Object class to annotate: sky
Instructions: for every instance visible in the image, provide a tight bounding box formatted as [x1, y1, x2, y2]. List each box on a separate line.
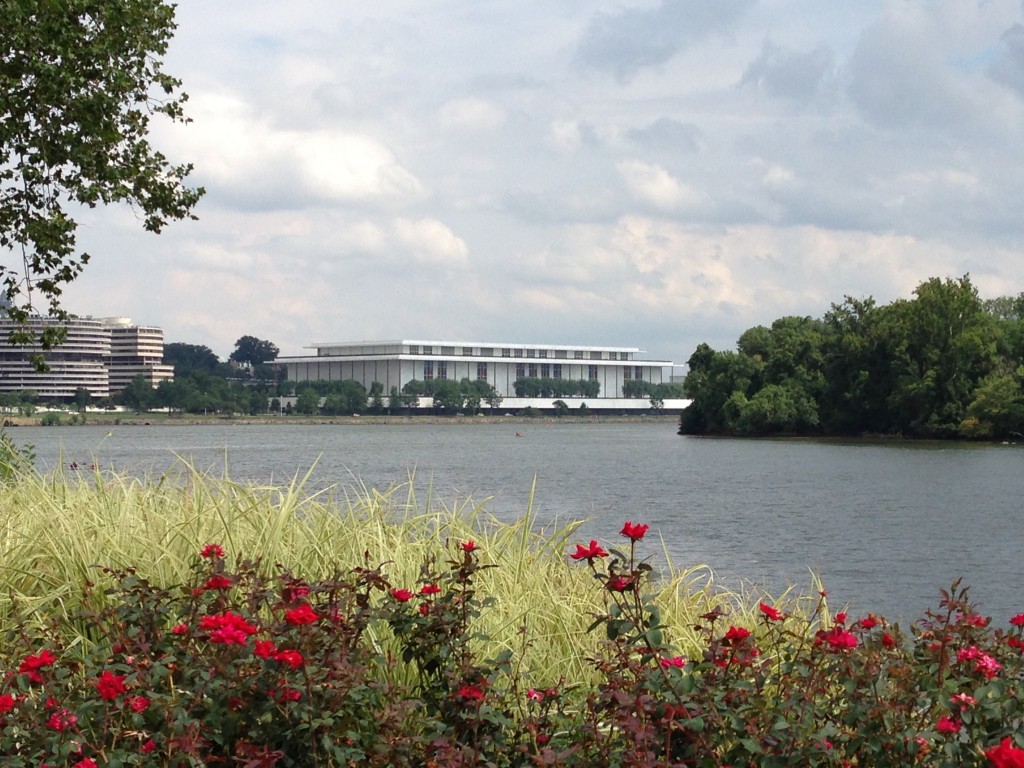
[59, 0, 1024, 368]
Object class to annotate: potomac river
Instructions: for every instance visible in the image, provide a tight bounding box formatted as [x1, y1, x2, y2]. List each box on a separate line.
[13, 421, 1024, 626]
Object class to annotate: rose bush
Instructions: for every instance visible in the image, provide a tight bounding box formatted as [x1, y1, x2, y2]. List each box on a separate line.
[0, 525, 1021, 766]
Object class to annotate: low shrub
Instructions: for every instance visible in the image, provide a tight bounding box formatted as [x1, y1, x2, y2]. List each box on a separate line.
[0, 522, 1022, 766]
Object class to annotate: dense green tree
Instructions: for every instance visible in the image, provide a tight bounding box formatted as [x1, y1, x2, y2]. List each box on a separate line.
[431, 379, 464, 413]
[0, 0, 202, 346]
[117, 375, 155, 412]
[681, 275, 1014, 439]
[295, 388, 320, 415]
[229, 336, 279, 368]
[163, 343, 223, 378]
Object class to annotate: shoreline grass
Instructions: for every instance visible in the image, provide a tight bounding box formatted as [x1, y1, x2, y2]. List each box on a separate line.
[0, 460, 751, 687]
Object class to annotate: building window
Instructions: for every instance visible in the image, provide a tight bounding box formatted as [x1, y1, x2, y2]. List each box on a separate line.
[574, 350, 584, 359]
[423, 346, 434, 355]
[556, 349, 567, 359]
[438, 361, 448, 380]
[528, 363, 538, 378]
[624, 367, 632, 380]
[409, 344, 420, 354]
[538, 349, 548, 358]
[588, 365, 598, 380]
[540, 364, 550, 378]
[526, 349, 536, 358]
[635, 366, 643, 380]
[462, 347, 473, 356]
[441, 346, 454, 355]
[424, 361, 434, 380]
[514, 349, 523, 357]
[476, 362, 488, 380]
[553, 364, 562, 378]
[480, 347, 493, 356]
[516, 363, 525, 378]
[590, 351, 602, 360]
[503, 348, 512, 357]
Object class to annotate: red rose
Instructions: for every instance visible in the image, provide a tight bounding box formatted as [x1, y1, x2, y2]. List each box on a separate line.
[95, 670, 127, 701]
[200, 543, 224, 559]
[936, 715, 961, 734]
[460, 540, 477, 552]
[0, 693, 16, 714]
[390, 588, 415, 603]
[275, 649, 304, 670]
[606, 576, 634, 592]
[724, 626, 751, 644]
[759, 602, 783, 622]
[254, 640, 278, 659]
[284, 604, 319, 626]
[985, 737, 1024, 768]
[1011, 613, 1024, 627]
[569, 540, 608, 562]
[204, 575, 233, 591]
[620, 521, 649, 542]
[141, 739, 157, 754]
[419, 584, 442, 596]
[127, 695, 150, 713]
[457, 683, 485, 702]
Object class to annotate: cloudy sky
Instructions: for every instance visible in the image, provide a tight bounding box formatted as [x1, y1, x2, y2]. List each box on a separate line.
[62, 0, 1024, 367]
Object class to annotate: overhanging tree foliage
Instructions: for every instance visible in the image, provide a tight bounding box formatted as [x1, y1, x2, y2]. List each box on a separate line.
[0, 0, 203, 346]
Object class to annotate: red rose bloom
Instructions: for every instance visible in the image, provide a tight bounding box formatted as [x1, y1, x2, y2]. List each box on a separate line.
[460, 540, 477, 552]
[284, 604, 319, 626]
[569, 539, 609, 562]
[1010, 613, 1024, 627]
[620, 521, 649, 542]
[419, 584, 442, 596]
[199, 611, 259, 644]
[759, 602, 784, 622]
[882, 632, 896, 648]
[19, 649, 57, 683]
[985, 737, 1024, 768]
[390, 588, 415, 603]
[200, 543, 224, 559]
[254, 639, 278, 659]
[817, 626, 858, 651]
[457, 684, 485, 702]
[936, 715, 961, 734]
[127, 695, 150, 713]
[171, 623, 189, 636]
[724, 626, 751, 644]
[606, 576, 634, 592]
[275, 649, 304, 670]
[204, 575, 233, 591]
[95, 670, 127, 701]
[141, 739, 157, 754]
[0, 693, 16, 714]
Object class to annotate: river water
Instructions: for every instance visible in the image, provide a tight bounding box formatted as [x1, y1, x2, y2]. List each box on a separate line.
[12, 421, 1024, 626]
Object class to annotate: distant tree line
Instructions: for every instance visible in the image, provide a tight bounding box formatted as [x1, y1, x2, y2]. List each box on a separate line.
[680, 275, 1024, 440]
[512, 377, 600, 398]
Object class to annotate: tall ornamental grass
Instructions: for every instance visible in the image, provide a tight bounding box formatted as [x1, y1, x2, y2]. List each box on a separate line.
[0, 459, 741, 685]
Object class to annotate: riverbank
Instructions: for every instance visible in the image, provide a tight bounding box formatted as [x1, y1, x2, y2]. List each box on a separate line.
[2, 412, 682, 427]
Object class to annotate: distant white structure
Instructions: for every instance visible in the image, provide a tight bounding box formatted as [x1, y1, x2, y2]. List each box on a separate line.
[0, 315, 172, 399]
[279, 339, 686, 410]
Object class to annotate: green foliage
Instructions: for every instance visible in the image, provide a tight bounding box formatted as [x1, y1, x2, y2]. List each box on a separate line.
[682, 276, 1024, 439]
[0, 0, 202, 338]
[163, 342, 226, 378]
[0, 430, 33, 482]
[229, 335, 280, 368]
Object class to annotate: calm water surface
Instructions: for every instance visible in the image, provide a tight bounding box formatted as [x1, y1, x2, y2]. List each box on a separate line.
[15, 422, 1024, 626]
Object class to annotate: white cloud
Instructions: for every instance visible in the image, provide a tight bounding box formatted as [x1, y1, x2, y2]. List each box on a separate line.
[617, 161, 703, 211]
[393, 218, 470, 266]
[438, 98, 506, 131]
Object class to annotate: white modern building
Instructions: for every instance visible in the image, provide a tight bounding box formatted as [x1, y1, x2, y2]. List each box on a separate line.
[0, 315, 173, 399]
[279, 339, 687, 410]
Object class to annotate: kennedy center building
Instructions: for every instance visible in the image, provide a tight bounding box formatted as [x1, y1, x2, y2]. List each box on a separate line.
[278, 340, 676, 400]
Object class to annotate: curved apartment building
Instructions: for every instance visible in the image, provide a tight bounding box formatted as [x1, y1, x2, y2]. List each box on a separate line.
[0, 316, 172, 400]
